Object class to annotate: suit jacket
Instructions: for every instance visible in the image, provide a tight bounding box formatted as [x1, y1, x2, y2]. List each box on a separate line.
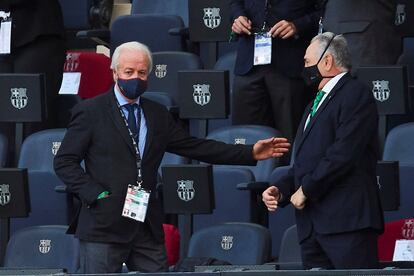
[276, 73, 384, 242]
[0, 0, 65, 48]
[230, 0, 322, 77]
[323, 0, 401, 68]
[54, 91, 256, 243]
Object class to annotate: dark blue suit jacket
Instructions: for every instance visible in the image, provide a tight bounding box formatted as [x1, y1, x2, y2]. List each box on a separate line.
[276, 73, 384, 242]
[230, 0, 322, 77]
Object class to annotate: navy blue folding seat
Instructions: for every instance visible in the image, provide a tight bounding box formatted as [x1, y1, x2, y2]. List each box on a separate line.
[4, 225, 79, 273]
[276, 225, 302, 269]
[131, 0, 189, 26]
[0, 133, 7, 167]
[11, 171, 69, 234]
[383, 123, 414, 166]
[58, 0, 93, 30]
[18, 129, 66, 173]
[110, 14, 186, 54]
[193, 167, 254, 232]
[188, 222, 271, 265]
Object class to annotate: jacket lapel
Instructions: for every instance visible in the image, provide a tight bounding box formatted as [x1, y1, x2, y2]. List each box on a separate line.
[106, 91, 136, 155]
[294, 73, 352, 156]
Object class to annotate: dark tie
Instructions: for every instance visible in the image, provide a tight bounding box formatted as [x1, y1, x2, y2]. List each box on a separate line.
[310, 90, 326, 118]
[124, 103, 139, 140]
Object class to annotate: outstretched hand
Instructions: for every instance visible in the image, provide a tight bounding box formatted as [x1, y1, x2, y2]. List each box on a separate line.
[252, 137, 290, 160]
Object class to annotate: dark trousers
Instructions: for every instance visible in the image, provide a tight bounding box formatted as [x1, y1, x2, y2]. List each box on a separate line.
[0, 35, 66, 165]
[300, 228, 380, 269]
[78, 224, 169, 274]
[232, 65, 307, 143]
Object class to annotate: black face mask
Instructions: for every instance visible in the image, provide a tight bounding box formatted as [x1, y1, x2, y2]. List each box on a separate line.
[302, 35, 336, 90]
[117, 78, 147, 100]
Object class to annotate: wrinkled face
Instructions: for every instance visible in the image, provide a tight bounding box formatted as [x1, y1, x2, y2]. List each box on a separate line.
[113, 49, 149, 81]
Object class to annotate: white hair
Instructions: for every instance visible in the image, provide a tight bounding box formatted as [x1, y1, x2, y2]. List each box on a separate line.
[110, 41, 153, 73]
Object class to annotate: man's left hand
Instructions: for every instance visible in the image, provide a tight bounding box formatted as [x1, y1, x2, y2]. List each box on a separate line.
[252, 137, 290, 160]
[290, 186, 306, 210]
[269, 20, 297, 39]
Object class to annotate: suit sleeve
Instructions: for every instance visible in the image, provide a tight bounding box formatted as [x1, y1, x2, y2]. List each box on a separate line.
[53, 103, 106, 206]
[165, 112, 257, 166]
[301, 84, 378, 201]
[230, 0, 248, 21]
[291, 0, 324, 35]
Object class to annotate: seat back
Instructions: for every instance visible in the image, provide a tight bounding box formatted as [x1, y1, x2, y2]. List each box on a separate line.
[18, 129, 66, 173]
[278, 225, 302, 265]
[64, 51, 114, 99]
[110, 15, 185, 54]
[11, 171, 69, 234]
[378, 218, 414, 262]
[206, 125, 281, 181]
[148, 51, 203, 104]
[193, 167, 255, 232]
[383, 123, 414, 166]
[58, 0, 93, 30]
[4, 225, 79, 273]
[188, 222, 271, 265]
[131, 0, 189, 26]
[0, 133, 7, 167]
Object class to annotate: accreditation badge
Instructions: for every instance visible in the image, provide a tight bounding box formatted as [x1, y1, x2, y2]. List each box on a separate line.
[253, 32, 272, 65]
[122, 184, 150, 222]
[0, 12, 12, 55]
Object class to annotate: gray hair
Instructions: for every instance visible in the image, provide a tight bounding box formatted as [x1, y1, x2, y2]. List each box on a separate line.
[110, 41, 153, 73]
[311, 32, 352, 71]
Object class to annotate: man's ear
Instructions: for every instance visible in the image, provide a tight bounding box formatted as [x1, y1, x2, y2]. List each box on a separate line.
[324, 54, 334, 71]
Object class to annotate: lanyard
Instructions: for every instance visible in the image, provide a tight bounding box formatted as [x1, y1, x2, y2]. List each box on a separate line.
[262, 0, 271, 31]
[114, 97, 143, 188]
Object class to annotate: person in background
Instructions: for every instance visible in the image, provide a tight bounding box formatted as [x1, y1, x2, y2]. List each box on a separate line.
[230, 0, 323, 146]
[262, 32, 384, 269]
[54, 41, 291, 274]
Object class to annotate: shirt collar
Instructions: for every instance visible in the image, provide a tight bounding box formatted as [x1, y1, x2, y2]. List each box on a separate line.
[114, 84, 141, 106]
[321, 71, 348, 94]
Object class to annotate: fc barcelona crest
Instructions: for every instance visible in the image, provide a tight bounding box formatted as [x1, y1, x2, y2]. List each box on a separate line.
[0, 184, 11, 206]
[177, 180, 195, 202]
[155, 64, 167, 78]
[52, 142, 61, 156]
[203, 7, 221, 29]
[193, 84, 211, 106]
[221, 236, 233, 250]
[395, 4, 406, 26]
[234, 138, 246, 145]
[39, 239, 51, 254]
[402, 219, 414, 239]
[64, 52, 80, 72]
[372, 80, 390, 102]
[10, 88, 28, 109]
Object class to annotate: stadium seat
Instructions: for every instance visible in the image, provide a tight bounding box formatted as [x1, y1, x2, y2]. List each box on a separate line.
[163, 223, 181, 266]
[204, 125, 282, 226]
[187, 222, 271, 265]
[193, 167, 255, 232]
[11, 171, 70, 234]
[148, 51, 203, 105]
[378, 218, 414, 262]
[0, 132, 7, 167]
[4, 225, 79, 273]
[276, 224, 302, 269]
[58, 0, 93, 30]
[131, 0, 189, 26]
[383, 123, 414, 166]
[18, 129, 66, 173]
[110, 14, 186, 54]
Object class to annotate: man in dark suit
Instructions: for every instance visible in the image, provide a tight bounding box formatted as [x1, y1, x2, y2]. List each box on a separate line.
[0, 0, 66, 163]
[322, 0, 401, 69]
[54, 41, 290, 274]
[262, 32, 384, 269]
[230, 0, 322, 143]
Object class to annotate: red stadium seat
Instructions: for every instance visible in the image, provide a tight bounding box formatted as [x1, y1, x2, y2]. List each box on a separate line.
[378, 218, 414, 261]
[163, 223, 180, 266]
